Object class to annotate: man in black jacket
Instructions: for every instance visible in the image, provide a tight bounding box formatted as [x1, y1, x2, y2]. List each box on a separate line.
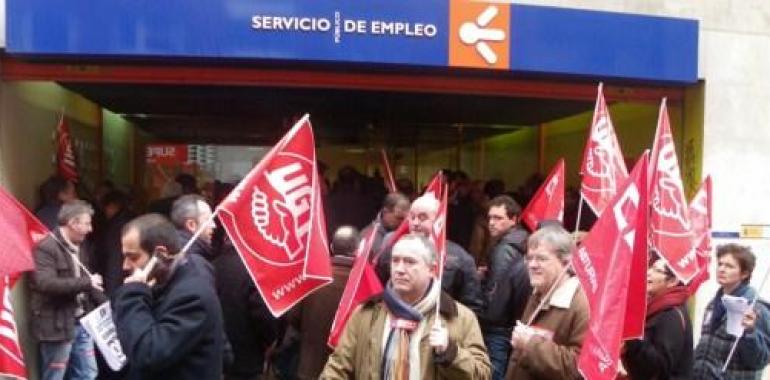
[375, 193, 483, 314]
[113, 214, 224, 380]
[361, 192, 409, 258]
[170, 194, 216, 262]
[479, 195, 530, 380]
[30, 200, 105, 380]
[214, 239, 278, 380]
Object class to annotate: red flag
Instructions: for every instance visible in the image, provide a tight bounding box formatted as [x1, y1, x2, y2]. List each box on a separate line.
[521, 159, 565, 231]
[380, 149, 397, 193]
[573, 152, 648, 380]
[56, 114, 79, 183]
[0, 186, 49, 277]
[649, 100, 697, 283]
[218, 115, 332, 317]
[327, 226, 383, 348]
[580, 83, 628, 216]
[432, 185, 449, 277]
[0, 276, 27, 379]
[686, 176, 713, 295]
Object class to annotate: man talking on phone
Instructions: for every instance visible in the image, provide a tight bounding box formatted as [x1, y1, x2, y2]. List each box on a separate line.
[112, 214, 224, 380]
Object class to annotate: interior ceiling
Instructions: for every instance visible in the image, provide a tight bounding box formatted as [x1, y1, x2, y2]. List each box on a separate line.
[63, 83, 594, 146]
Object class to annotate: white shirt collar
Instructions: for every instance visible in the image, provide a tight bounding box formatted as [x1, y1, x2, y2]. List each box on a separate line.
[549, 276, 580, 309]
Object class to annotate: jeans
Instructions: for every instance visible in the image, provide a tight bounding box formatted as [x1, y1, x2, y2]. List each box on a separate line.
[483, 332, 512, 380]
[40, 323, 98, 380]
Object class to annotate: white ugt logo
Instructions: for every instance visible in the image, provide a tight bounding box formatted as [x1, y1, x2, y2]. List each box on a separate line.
[459, 6, 506, 65]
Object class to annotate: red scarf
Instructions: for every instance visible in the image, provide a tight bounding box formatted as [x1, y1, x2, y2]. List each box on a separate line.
[646, 286, 690, 318]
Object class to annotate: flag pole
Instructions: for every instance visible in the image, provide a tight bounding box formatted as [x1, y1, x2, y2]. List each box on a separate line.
[526, 263, 572, 326]
[573, 193, 585, 234]
[722, 267, 770, 372]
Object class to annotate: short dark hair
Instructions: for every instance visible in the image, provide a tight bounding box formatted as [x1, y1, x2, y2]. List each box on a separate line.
[383, 192, 409, 211]
[39, 175, 73, 206]
[717, 243, 756, 282]
[123, 214, 181, 255]
[488, 195, 521, 218]
[101, 190, 129, 209]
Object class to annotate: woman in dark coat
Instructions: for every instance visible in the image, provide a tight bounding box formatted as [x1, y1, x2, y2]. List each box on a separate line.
[621, 258, 693, 379]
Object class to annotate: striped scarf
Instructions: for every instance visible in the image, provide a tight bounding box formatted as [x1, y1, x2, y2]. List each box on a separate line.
[381, 280, 440, 380]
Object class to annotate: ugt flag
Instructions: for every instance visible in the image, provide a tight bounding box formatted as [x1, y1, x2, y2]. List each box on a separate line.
[580, 83, 628, 216]
[0, 186, 49, 277]
[521, 159, 565, 231]
[327, 226, 383, 348]
[573, 152, 648, 380]
[686, 176, 713, 295]
[55, 113, 79, 183]
[218, 115, 332, 317]
[649, 100, 697, 283]
[0, 276, 27, 379]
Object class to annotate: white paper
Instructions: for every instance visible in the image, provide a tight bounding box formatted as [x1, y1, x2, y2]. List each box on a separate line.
[721, 294, 750, 337]
[80, 302, 127, 371]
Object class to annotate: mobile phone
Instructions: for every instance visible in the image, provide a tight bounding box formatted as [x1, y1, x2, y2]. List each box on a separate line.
[136, 256, 158, 279]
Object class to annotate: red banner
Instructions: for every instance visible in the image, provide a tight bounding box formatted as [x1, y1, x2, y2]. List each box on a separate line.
[146, 144, 189, 165]
[218, 115, 332, 317]
[55, 114, 79, 183]
[649, 100, 697, 283]
[521, 159, 565, 231]
[327, 226, 383, 348]
[0, 276, 26, 379]
[580, 83, 628, 216]
[0, 186, 48, 277]
[686, 176, 713, 295]
[573, 152, 648, 380]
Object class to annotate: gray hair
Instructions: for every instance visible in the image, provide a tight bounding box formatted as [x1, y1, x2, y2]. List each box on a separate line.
[170, 194, 207, 228]
[528, 225, 575, 264]
[58, 200, 94, 225]
[392, 233, 437, 266]
[410, 193, 439, 216]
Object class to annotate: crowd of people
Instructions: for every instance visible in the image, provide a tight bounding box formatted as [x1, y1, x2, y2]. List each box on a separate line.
[26, 168, 770, 380]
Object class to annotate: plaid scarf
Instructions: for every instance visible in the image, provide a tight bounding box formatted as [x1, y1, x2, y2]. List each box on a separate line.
[381, 280, 440, 380]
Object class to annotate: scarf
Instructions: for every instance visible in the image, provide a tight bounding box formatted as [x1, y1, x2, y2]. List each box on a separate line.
[710, 281, 751, 332]
[646, 286, 690, 318]
[381, 280, 441, 380]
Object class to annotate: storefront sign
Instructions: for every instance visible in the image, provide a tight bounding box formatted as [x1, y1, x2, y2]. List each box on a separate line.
[7, 0, 698, 83]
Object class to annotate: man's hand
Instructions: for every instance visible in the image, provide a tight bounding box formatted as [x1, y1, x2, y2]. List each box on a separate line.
[429, 321, 449, 354]
[124, 268, 149, 285]
[90, 274, 104, 291]
[511, 322, 533, 350]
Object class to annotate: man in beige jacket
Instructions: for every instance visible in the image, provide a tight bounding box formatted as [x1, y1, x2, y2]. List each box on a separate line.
[321, 233, 491, 379]
[505, 226, 589, 380]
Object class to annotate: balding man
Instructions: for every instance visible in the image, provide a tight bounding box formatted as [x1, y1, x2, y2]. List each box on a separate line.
[287, 226, 361, 379]
[376, 193, 483, 314]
